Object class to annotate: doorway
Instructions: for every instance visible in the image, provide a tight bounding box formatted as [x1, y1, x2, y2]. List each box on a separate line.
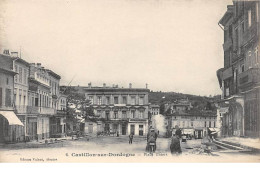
[122, 124, 126, 135]
[130, 125, 135, 135]
[139, 125, 143, 136]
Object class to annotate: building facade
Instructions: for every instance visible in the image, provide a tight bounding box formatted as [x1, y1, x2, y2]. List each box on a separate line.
[0, 53, 24, 143]
[27, 63, 65, 140]
[149, 104, 160, 116]
[165, 99, 217, 138]
[167, 111, 217, 139]
[84, 84, 150, 136]
[217, 1, 260, 137]
[13, 57, 30, 141]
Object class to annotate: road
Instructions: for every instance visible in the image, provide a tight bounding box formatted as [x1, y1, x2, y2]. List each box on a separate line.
[0, 136, 259, 162]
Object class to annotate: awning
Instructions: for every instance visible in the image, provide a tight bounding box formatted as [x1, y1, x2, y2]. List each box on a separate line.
[0, 111, 24, 126]
[222, 67, 233, 80]
[208, 128, 220, 134]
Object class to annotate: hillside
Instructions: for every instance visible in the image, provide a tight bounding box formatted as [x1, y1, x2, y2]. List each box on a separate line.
[149, 91, 220, 114]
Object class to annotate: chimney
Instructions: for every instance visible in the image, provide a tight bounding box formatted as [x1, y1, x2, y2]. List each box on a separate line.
[11, 52, 18, 58]
[129, 83, 132, 88]
[36, 63, 41, 68]
[146, 83, 148, 89]
[88, 82, 92, 88]
[3, 49, 10, 55]
[115, 84, 118, 88]
[103, 83, 106, 88]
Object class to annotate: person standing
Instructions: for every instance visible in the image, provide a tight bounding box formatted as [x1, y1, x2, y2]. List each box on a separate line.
[129, 133, 133, 144]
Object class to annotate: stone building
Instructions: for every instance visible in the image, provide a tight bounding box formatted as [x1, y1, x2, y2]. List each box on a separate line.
[149, 104, 160, 116]
[217, 1, 260, 137]
[0, 53, 24, 143]
[13, 56, 30, 141]
[83, 83, 150, 136]
[27, 63, 65, 140]
[166, 110, 217, 139]
[165, 99, 217, 138]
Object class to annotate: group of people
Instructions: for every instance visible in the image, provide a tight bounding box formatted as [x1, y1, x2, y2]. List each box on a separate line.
[128, 126, 182, 155]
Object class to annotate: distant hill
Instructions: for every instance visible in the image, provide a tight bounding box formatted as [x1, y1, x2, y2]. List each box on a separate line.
[148, 91, 221, 114]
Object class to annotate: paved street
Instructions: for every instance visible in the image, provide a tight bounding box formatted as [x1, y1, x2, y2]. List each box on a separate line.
[1, 136, 260, 162]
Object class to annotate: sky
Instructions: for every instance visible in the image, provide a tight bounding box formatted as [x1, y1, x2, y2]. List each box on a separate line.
[0, 0, 233, 96]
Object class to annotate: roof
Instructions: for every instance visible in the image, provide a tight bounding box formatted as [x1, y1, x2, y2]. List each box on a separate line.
[0, 67, 17, 76]
[13, 57, 30, 67]
[219, 5, 234, 26]
[84, 87, 150, 93]
[150, 104, 160, 108]
[46, 69, 61, 79]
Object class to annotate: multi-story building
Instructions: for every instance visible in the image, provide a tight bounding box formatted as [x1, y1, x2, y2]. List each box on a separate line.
[165, 99, 192, 114]
[166, 110, 217, 139]
[27, 63, 65, 140]
[165, 99, 217, 138]
[13, 56, 30, 141]
[217, 1, 260, 137]
[0, 53, 24, 143]
[83, 83, 150, 136]
[47, 69, 66, 138]
[149, 104, 160, 116]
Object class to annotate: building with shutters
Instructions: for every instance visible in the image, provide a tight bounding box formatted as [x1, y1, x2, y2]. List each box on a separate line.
[0, 53, 24, 143]
[83, 83, 150, 136]
[217, 1, 260, 137]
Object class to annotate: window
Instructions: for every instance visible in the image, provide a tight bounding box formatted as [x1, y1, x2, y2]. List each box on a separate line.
[89, 96, 93, 104]
[23, 69, 27, 85]
[131, 110, 135, 118]
[131, 96, 135, 105]
[139, 110, 144, 119]
[122, 96, 127, 104]
[106, 96, 110, 105]
[6, 77, 9, 85]
[209, 121, 211, 128]
[97, 96, 102, 105]
[228, 25, 232, 39]
[24, 95, 26, 106]
[139, 97, 144, 105]
[114, 111, 118, 119]
[241, 64, 245, 72]
[255, 47, 259, 64]
[204, 121, 207, 127]
[105, 111, 110, 120]
[5, 89, 11, 107]
[214, 121, 216, 128]
[14, 65, 18, 82]
[191, 122, 193, 127]
[19, 67, 22, 83]
[122, 111, 127, 119]
[0, 87, 2, 107]
[114, 97, 118, 104]
[241, 22, 245, 33]
[257, 2, 259, 22]
[248, 9, 252, 27]
[235, 28, 238, 49]
[97, 110, 102, 117]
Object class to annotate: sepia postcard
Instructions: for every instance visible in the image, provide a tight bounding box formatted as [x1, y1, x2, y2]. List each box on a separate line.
[0, 0, 260, 163]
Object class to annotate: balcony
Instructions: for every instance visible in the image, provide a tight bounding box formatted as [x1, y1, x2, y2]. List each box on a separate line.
[57, 110, 66, 115]
[238, 68, 260, 90]
[242, 23, 258, 46]
[223, 38, 233, 51]
[27, 106, 56, 115]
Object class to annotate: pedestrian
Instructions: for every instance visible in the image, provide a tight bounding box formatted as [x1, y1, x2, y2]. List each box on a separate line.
[158, 130, 159, 135]
[129, 133, 133, 144]
[170, 134, 182, 155]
